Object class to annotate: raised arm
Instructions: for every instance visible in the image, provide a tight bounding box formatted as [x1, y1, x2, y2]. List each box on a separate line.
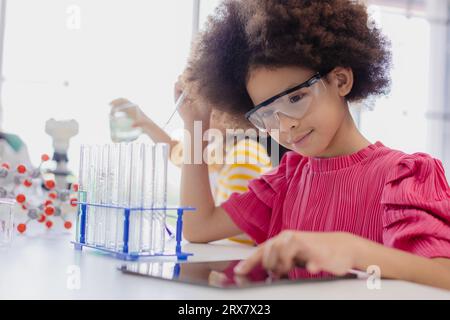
[109, 98, 178, 151]
[176, 81, 242, 243]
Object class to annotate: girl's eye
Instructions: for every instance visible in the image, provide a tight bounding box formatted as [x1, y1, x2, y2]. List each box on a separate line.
[289, 94, 304, 104]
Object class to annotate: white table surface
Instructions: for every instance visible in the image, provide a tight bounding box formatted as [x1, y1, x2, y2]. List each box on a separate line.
[1, 233, 449, 300]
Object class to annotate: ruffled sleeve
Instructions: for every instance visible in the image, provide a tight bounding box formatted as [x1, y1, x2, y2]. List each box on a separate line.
[381, 153, 450, 258]
[221, 152, 302, 244]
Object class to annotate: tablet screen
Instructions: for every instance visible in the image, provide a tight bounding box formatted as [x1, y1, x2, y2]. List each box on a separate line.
[119, 260, 356, 289]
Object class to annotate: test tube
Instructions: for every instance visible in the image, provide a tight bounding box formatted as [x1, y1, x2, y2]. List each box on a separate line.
[138, 144, 154, 253]
[115, 142, 130, 251]
[0, 198, 15, 246]
[128, 143, 145, 253]
[152, 143, 168, 254]
[106, 143, 120, 249]
[92, 145, 107, 247]
[76, 145, 89, 242]
[85, 145, 99, 245]
[100, 144, 113, 247]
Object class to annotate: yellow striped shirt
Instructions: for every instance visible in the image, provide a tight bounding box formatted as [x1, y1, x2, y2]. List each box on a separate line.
[213, 138, 272, 206]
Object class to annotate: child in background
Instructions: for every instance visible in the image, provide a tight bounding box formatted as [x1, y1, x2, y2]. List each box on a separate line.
[178, 0, 450, 289]
[109, 96, 273, 244]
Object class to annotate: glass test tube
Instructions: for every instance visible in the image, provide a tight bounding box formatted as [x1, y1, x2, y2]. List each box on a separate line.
[99, 144, 113, 247]
[129, 143, 144, 252]
[138, 144, 154, 253]
[85, 145, 99, 245]
[115, 142, 130, 251]
[76, 145, 89, 242]
[152, 143, 168, 254]
[0, 198, 15, 246]
[93, 145, 107, 246]
[106, 143, 120, 249]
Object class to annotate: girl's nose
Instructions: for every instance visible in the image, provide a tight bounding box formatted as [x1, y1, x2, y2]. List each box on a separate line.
[277, 112, 299, 133]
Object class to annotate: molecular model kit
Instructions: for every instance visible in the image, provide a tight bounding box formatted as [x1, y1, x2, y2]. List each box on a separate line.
[0, 155, 78, 234]
[0, 119, 80, 235]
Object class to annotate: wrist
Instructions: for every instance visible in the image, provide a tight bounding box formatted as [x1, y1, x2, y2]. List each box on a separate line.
[346, 233, 367, 271]
[139, 118, 154, 132]
[134, 113, 152, 128]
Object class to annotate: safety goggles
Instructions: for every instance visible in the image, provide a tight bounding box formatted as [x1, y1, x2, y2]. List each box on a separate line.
[245, 73, 325, 132]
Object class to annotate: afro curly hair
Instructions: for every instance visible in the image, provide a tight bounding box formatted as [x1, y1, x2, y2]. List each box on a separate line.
[185, 0, 392, 115]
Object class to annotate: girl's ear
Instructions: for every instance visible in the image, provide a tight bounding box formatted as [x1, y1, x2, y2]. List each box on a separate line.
[330, 67, 354, 98]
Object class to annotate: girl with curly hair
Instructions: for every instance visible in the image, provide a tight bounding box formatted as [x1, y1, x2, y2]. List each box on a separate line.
[177, 0, 450, 289]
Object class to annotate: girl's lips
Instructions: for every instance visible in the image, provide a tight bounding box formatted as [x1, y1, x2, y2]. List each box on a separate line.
[292, 130, 313, 147]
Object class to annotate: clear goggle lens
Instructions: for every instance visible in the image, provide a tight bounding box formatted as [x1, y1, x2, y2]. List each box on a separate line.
[248, 78, 325, 132]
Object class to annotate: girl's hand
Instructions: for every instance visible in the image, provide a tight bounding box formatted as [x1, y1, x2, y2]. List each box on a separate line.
[109, 97, 150, 128]
[174, 77, 212, 125]
[234, 231, 362, 277]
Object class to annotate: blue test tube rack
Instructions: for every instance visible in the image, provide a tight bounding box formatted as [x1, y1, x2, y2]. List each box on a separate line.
[72, 202, 195, 261]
